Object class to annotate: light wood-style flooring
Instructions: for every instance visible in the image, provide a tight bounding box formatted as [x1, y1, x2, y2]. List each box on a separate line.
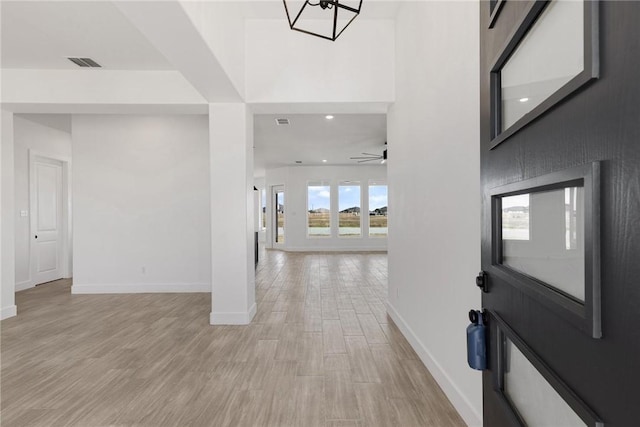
[1, 250, 464, 426]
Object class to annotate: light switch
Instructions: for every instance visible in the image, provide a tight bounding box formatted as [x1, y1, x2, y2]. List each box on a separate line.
[20, 210, 29, 217]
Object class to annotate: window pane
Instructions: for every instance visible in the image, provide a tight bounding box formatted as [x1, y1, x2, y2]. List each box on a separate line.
[369, 183, 388, 237]
[501, 0, 584, 131]
[504, 338, 586, 427]
[502, 194, 530, 240]
[339, 182, 361, 237]
[501, 186, 584, 301]
[308, 182, 331, 238]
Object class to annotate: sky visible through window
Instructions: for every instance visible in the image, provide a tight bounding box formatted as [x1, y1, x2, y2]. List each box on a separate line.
[308, 185, 330, 211]
[339, 185, 360, 211]
[308, 184, 388, 212]
[369, 185, 388, 210]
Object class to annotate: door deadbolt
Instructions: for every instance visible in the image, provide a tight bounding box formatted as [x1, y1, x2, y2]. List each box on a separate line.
[476, 271, 488, 293]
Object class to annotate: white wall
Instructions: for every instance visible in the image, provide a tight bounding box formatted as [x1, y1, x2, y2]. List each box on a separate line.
[1, 109, 17, 319]
[386, 2, 481, 426]
[180, 1, 246, 98]
[13, 114, 72, 290]
[245, 19, 394, 104]
[265, 165, 387, 251]
[1, 69, 206, 107]
[71, 115, 211, 293]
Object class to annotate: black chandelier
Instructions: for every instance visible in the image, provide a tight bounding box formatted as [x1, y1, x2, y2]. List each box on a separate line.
[283, 0, 363, 41]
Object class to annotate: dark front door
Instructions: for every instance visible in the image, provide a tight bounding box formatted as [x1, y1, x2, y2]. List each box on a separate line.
[480, 1, 640, 426]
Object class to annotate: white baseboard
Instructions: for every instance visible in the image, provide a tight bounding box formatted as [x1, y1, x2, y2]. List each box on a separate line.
[386, 301, 482, 427]
[15, 280, 34, 292]
[71, 283, 210, 294]
[284, 247, 388, 253]
[1, 305, 17, 320]
[210, 302, 257, 325]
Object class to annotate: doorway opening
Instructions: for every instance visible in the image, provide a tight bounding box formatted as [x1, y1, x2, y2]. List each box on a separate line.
[273, 185, 285, 246]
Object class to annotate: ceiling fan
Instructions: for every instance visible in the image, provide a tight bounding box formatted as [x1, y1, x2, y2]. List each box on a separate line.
[350, 143, 388, 164]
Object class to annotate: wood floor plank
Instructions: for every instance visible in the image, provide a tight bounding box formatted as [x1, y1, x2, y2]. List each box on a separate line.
[324, 370, 360, 420]
[338, 309, 364, 336]
[324, 353, 351, 372]
[344, 336, 381, 383]
[325, 421, 363, 427]
[353, 383, 397, 427]
[323, 319, 347, 354]
[297, 332, 325, 376]
[357, 313, 388, 345]
[1, 249, 464, 427]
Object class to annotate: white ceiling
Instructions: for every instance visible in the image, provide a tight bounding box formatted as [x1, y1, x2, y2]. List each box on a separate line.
[2, 1, 391, 177]
[1, 1, 173, 70]
[254, 113, 387, 175]
[226, 0, 402, 19]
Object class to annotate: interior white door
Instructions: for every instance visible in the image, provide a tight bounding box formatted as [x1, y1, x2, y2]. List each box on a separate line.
[30, 158, 64, 285]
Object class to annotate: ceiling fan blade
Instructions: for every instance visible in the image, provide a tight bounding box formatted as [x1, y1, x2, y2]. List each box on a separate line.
[357, 158, 378, 163]
[361, 152, 380, 156]
[350, 156, 379, 160]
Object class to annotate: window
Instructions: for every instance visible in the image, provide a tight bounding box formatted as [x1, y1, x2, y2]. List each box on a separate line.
[368, 182, 387, 237]
[491, 162, 601, 338]
[500, 186, 584, 301]
[490, 0, 598, 148]
[339, 182, 361, 237]
[307, 182, 331, 237]
[503, 338, 586, 427]
[492, 312, 602, 426]
[501, 194, 529, 240]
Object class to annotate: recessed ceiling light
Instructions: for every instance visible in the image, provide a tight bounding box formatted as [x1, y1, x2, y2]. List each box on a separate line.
[322, 159, 327, 163]
[519, 97, 529, 103]
[325, 115, 334, 120]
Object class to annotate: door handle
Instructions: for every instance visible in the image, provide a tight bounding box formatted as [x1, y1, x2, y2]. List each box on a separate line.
[35, 235, 38, 239]
[476, 271, 488, 293]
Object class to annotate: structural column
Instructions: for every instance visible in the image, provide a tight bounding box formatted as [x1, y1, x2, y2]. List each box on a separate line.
[208, 103, 256, 325]
[1, 109, 17, 319]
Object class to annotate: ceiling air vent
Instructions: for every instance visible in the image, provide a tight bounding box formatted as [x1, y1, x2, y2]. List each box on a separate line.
[67, 57, 102, 68]
[295, 160, 302, 164]
[275, 118, 290, 126]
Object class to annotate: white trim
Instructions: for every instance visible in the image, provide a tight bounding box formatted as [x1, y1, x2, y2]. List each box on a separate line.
[284, 247, 387, 253]
[15, 280, 33, 292]
[210, 302, 257, 325]
[1, 305, 17, 320]
[71, 283, 210, 294]
[386, 301, 482, 427]
[28, 150, 73, 284]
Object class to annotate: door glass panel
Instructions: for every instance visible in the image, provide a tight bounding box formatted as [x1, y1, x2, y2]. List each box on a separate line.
[339, 182, 361, 237]
[275, 191, 285, 244]
[502, 194, 529, 240]
[501, 186, 584, 301]
[308, 181, 331, 237]
[369, 182, 388, 237]
[501, 0, 584, 131]
[504, 338, 587, 427]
